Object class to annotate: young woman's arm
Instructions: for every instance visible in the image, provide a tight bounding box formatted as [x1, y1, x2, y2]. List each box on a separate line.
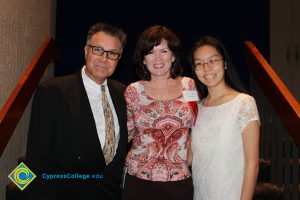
[187, 133, 193, 166]
[240, 120, 260, 200]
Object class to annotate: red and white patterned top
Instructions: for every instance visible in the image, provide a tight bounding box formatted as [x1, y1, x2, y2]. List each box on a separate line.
[124, 77, 197, 182]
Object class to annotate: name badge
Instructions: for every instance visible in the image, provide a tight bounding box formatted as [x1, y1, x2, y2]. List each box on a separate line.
[183, 90, 199, 102]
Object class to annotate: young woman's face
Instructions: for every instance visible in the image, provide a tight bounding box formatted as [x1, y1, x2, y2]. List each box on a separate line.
[143, 39, 175, 79]
[193, 45, 225, 88]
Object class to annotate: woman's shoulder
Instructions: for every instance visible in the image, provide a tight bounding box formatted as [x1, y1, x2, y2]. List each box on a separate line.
[236, 93, 256, 103]
[125, 81, 147, 98]
[234, 93, 258, 112]
[126, 81, 142, 90]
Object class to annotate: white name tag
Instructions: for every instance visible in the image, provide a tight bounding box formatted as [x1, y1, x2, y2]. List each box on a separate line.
[183, 90, 199, 102]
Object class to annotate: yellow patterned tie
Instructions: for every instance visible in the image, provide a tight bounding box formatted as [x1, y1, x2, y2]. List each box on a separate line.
[101, 85, 115, 164]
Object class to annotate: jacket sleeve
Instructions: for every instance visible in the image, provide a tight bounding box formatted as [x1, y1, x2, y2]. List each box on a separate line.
[25, 84, 57, 199]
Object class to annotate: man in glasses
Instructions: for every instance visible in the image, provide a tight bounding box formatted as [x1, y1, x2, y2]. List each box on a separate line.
[26, 22, 128, 200]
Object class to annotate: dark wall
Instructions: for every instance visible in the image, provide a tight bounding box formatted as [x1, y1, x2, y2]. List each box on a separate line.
[55, 0, 269, 88]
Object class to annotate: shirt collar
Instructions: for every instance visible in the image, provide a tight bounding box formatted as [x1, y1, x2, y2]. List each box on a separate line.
[81, 66, 107, 95]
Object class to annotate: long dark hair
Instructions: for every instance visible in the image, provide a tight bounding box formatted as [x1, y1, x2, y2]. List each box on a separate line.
[134, 25, 183, 80]
[189, 36, 246, 98]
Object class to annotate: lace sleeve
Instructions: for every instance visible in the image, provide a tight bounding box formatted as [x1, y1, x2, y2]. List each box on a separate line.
[237, 95, 260, 134]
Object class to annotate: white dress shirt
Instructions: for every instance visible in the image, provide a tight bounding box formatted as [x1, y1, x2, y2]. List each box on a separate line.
[81, 66, 120, 153]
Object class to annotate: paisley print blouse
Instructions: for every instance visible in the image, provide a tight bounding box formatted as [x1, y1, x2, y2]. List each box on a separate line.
[124, 77, 197, 182]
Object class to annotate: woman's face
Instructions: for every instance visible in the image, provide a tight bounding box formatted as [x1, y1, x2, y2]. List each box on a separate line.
[143, 39, 175, 79]
[193, 45, 225, 88]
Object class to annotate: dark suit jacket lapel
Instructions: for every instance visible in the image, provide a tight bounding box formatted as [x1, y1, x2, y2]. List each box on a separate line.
[65, 71, 106, 170]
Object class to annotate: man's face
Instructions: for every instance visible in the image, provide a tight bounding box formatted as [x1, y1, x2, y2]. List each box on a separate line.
[84, 31, 122, 85]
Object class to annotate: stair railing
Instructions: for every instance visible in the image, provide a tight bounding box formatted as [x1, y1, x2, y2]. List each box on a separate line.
[245, 41, 300, 200]
[245, 41, 300, 147]
[0, 37, 59, 157]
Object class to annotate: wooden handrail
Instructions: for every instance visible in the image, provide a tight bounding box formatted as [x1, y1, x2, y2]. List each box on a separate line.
[245, 41, 300, 147]
[0, 37, 59, 156]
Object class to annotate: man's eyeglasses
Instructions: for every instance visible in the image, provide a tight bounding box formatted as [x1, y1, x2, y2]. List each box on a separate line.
[193, 58, 223, 71]
[87, 45, 121, 60]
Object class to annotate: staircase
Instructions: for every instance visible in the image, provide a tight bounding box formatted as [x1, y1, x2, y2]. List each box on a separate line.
[4, 40, 300, 199]
[245, 41, 300, 200]
[0, 37, 59, 200]
[254, 159, 284, 199]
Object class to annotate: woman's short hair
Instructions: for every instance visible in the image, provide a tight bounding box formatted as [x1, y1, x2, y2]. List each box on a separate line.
[134, 25, 183, 80]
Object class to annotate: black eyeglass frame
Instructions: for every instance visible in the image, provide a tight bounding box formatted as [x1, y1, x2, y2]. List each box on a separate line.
[87, 45, 121, 60]
[192, 58, 223, 71]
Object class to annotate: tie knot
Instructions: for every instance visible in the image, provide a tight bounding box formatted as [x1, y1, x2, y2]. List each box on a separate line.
[101, 85, 105, 93]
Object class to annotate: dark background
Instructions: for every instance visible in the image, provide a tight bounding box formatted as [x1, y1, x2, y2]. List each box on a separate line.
[55, 0, 269, 89]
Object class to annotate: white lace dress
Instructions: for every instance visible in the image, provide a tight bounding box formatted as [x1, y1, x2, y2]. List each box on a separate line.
[191, 93, 259, 200]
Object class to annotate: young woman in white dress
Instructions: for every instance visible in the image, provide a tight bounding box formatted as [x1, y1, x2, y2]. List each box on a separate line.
[189, 36, 260, 200]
